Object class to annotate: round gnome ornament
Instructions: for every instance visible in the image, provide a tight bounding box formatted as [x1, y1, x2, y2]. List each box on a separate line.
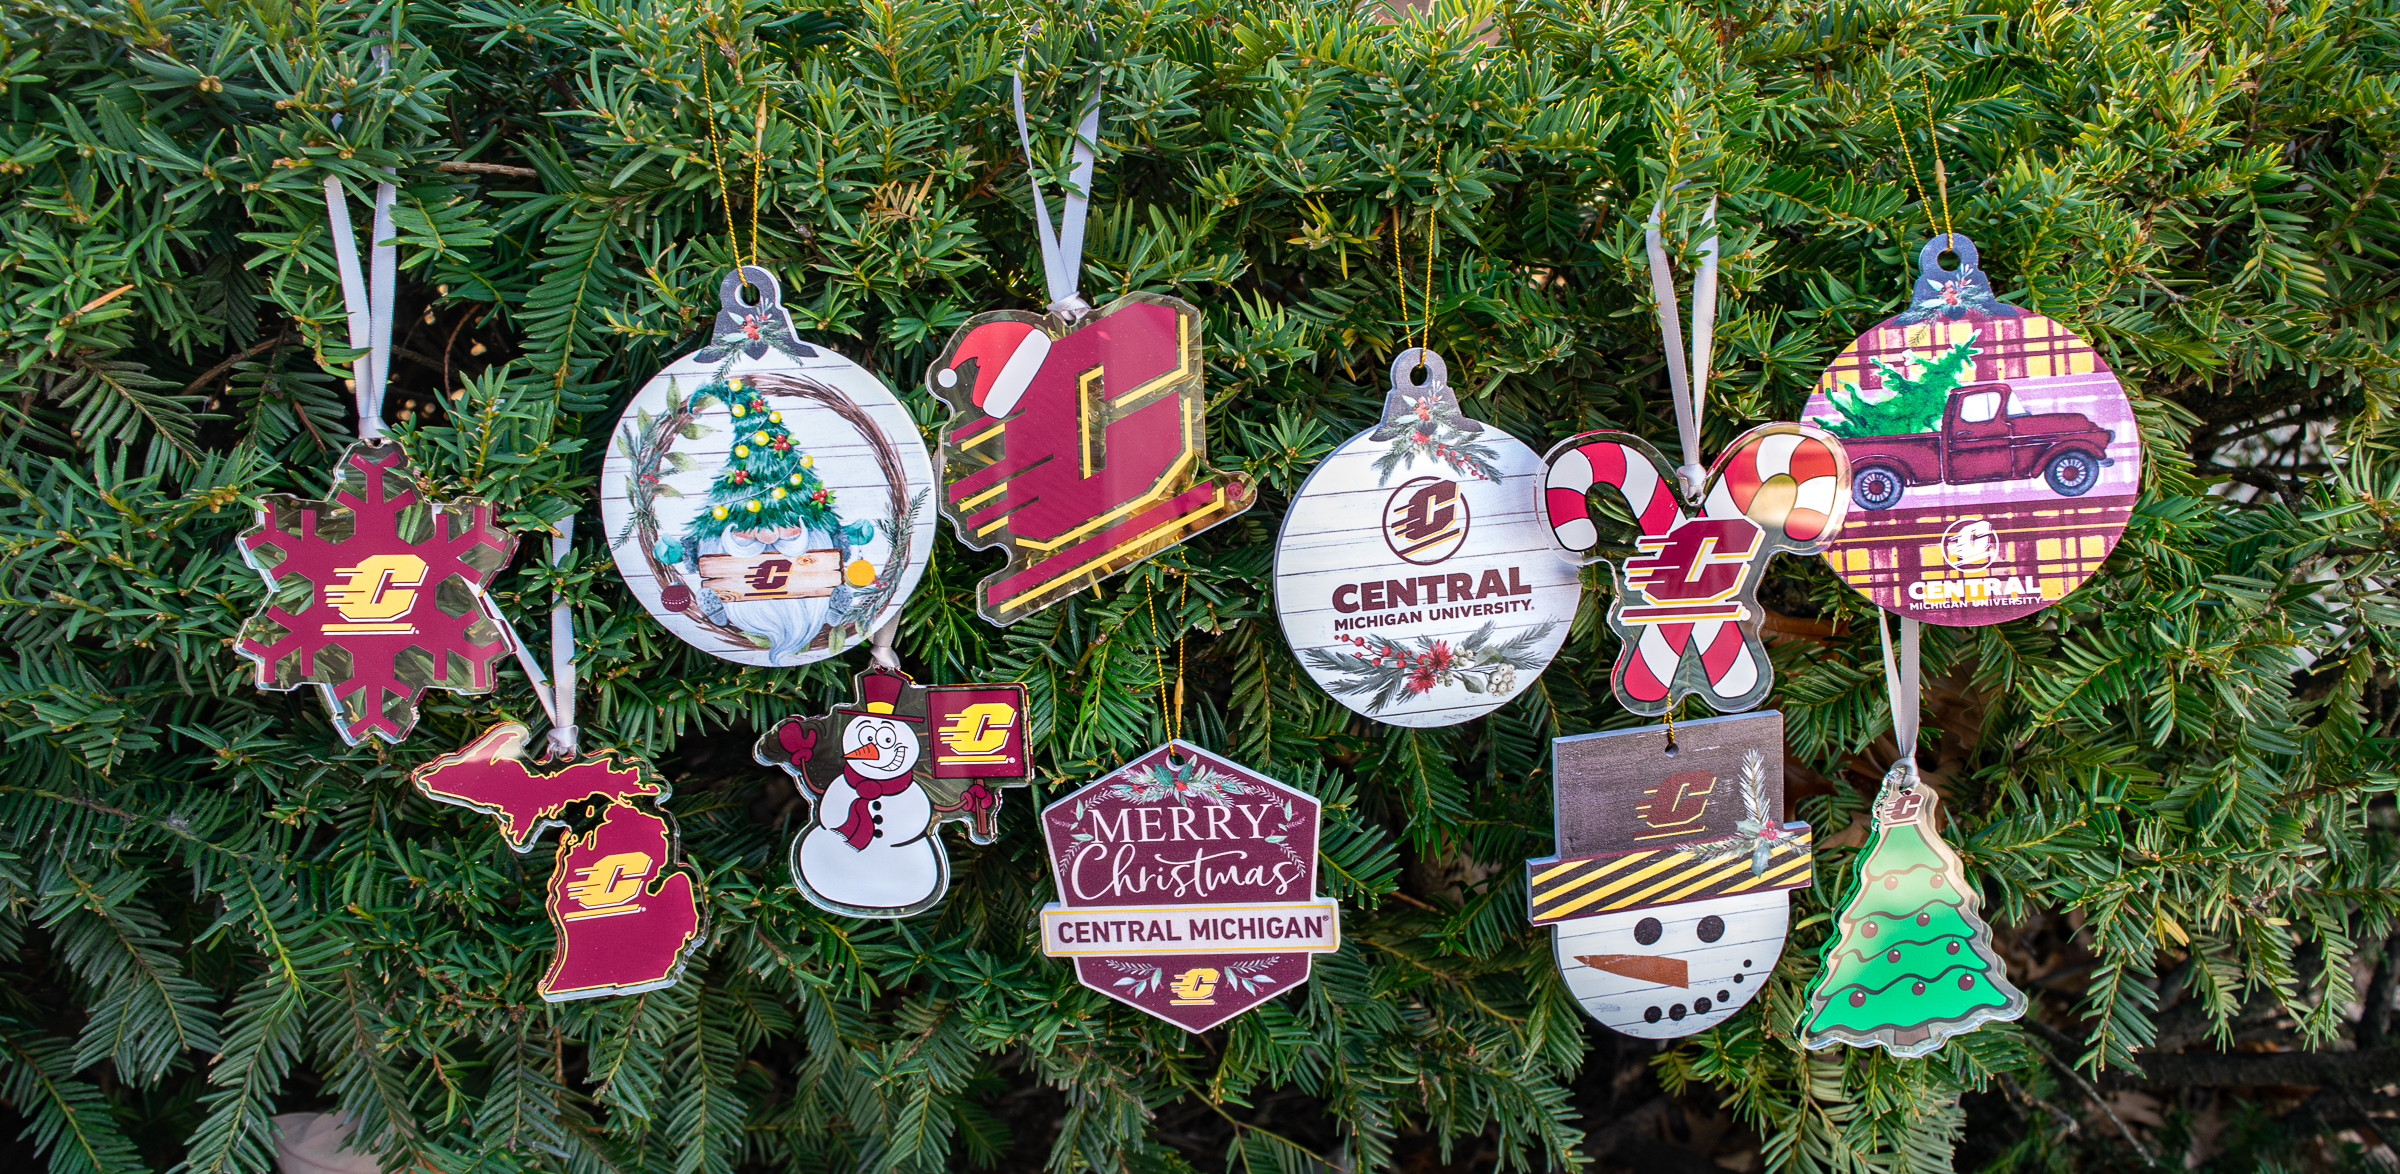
[1525, 713, 1814, 1038]
[602, 267, 936, 666]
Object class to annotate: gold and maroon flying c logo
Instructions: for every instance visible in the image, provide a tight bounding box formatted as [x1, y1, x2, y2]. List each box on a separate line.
[928, 293, 1255, 625]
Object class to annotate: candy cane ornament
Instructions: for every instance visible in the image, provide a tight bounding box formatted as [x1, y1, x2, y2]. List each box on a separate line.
[1542, 423, 1850, 715]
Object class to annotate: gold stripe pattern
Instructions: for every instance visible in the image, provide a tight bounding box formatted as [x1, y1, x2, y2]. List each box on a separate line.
[1525, 829, 1814, 926]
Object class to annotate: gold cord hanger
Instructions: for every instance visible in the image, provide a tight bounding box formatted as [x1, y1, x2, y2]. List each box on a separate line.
[697, 6, 762, 281]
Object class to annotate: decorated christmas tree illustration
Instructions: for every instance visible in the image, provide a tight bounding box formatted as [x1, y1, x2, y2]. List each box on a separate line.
[1801, 760, 2025, 1058]
[684, 377, 856, 543]
[1814, 332, 1982, 439]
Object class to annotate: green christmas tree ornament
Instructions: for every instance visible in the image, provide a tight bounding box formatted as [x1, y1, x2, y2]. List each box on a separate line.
[1801, 759, 2025, 1058]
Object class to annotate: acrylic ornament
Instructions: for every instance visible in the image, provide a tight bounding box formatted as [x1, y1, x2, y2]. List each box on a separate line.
[1526, 713, 1813, 1038]
[236, 439, 518, 745]
[1274, 348, 1580, 727]
[1542, 424, 1850, 715]
[1801, 759, 2025, 1057]
[411, 723, 706, 1001]
[1803, 234, 2141, 626]
[928, 293, 1255, 625]
[601, 267, 936, 666]
[1037, 742, 1341, 1032]
[754, 667, 1032, 919]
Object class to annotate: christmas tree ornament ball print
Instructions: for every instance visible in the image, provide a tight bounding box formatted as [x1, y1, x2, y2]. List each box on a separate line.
[601, 266, 936, 666]
[1804, 235, 2141, 626]
[1801, 759, 2025, 1056]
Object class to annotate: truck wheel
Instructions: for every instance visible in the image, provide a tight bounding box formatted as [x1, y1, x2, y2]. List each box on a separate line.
[1852, 465, 1905, 511]
[2045, 450, 2099, 497]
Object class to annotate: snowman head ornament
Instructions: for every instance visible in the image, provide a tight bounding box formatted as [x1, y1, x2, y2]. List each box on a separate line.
[1526, 712, 1815, 1039]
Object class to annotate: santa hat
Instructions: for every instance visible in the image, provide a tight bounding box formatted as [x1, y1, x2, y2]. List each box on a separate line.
[933, 320, 1050, 420]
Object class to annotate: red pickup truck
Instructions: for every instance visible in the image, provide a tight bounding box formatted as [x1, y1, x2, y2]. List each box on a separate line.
[1847, 383, 2116, 510]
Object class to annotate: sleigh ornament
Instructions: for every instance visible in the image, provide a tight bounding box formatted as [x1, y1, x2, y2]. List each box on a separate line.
[1541, 424, 1851, 715]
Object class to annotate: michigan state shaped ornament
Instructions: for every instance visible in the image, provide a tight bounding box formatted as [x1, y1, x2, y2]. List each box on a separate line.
[929, 293, 1255, 625]
[411, 724, 707, 1001]
[1804, 235, 2141, 627]
[237, 439, 518, 745]
[755, 668, 1032, 919]
[602, 267, 936, 666]
[1543, 424, 1849, 715]
[1527, 712, 1812, 1037]
[1801, 760, 2024, 1056]
[1276, 349, 1580, 726]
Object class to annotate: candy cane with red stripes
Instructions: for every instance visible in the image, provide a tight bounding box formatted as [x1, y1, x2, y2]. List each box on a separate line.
[1543, 423, 1850, 715]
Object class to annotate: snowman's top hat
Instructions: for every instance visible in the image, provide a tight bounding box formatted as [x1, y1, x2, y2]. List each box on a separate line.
[846, 669, 923, 723]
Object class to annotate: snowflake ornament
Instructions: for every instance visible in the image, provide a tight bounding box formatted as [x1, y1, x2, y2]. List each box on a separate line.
[236, 439, 519, 745]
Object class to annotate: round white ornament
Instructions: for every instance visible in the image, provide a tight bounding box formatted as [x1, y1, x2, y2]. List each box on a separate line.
[602, 268, 936, 666]
[1275, 350, 1581, 727]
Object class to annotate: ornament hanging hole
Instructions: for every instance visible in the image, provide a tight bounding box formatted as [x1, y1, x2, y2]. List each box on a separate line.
[1915, 233, 1980, 281]
[1388, 347, 1449, 392]
[1662, 738, 1679, 758]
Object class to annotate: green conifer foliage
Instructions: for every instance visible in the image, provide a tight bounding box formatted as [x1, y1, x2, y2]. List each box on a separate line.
[1812, 332, 1981, 439]
[1, 1, 2398, 1171]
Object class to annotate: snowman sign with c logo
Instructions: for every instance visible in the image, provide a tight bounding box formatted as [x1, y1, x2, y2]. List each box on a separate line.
[1525, 712, 1813, 1037]
[755, 668, 1033, 918]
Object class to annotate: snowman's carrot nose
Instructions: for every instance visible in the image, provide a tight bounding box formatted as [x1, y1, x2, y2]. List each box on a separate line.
[1576, 954, 1688, 989]
[846, 743, 883, 760]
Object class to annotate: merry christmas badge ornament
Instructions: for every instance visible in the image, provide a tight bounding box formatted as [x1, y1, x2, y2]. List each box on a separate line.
[1276, 349, 1579, 726]
[1038, 742, 1341, 1032]
[1800, 759, 2025, 1057]
[755, 667, 1031, 918]
[1542, 426, 1849, 714]
[237, 440, 518, 745]
[1526, 713, 1813, 1038]
[1805, 235, 2141, 626]
[411, 723, 706, 1001]
[602, 267, 936, 666]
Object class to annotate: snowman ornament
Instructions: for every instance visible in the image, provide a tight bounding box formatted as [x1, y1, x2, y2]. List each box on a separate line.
[757, 666, 1035, 919]
[791, 673, 946, 914]
[1525, 713, 1815, 1038]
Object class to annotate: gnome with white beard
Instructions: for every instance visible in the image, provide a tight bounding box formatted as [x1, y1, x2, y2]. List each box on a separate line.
[787, 671, 947, 915]
[655, 378, 874, 664]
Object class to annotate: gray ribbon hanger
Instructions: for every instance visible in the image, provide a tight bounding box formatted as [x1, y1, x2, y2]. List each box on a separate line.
[1642, 193, 1720, 500]
[1010, 65, 1103, 321]
[1876, 610, 1922, 772]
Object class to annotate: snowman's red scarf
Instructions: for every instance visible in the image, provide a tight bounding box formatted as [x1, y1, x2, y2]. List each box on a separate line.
[835, 768, 915, 849]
